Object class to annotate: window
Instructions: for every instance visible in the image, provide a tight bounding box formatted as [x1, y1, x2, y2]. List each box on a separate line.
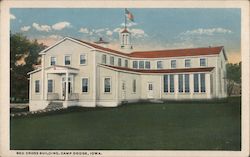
[178, 74, 183, 92]
[102, 54, 107, 64]
[110, 56, 114, 65]
[139, 61, 144, 69]
[133, 79, 136, 93]
[133, 61, 138, 69]
[148, 83, 153, 90]
[194, 74, 199, 92]
[185, 59, 191, 68]
[64, 56, 71, 65]
[82, 78, 88, 93]
[145, 61, 150, 69]
[35, 80, 40, 93]
[104, 78, 111, 93]
[51, 57, 56, 65]
[157, 61, 163, 69]
[48, 80, 53, 93]
[163, 75, 168, 93]
[171, 60, 176, 68]
[200, 73, 206, 92]
[80, 54, 87, 65]
[118, 58, 122, 66]
[125, 60, 128, 67]
[200, 58, 206, 66]
[170, 74, 174, 93]
[184, 74, 190, 92]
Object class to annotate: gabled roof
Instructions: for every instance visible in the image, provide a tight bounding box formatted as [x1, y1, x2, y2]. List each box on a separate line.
[39, 37, 225, 59]
[102, 64, 215, 74]
[129, 46, 224, 58]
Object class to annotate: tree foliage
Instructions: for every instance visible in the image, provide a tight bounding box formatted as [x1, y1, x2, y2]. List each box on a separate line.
[10, 33, 47, 102]
[226, 62, 241, 96]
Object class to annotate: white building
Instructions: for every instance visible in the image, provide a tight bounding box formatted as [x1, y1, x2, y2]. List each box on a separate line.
[28, 28, 228, 111]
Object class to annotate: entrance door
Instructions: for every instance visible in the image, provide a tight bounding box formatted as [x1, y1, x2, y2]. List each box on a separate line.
[122, 81, 126, 100]
[147, 82, 154, 99]
[62, 80, 72, 100]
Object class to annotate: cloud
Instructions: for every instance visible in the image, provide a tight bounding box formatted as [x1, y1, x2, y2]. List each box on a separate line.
[20, 26, 31, 32]
[130, 28, 147, 38]
[106, 30, 113, 36]
[79, 27, 89, 33]
[180, 28, 233, 36]
[121, 22, 137, 27]
[10, 14, 16, 20]
[32, 23, 51, 32]
[52, 21, 71, 30]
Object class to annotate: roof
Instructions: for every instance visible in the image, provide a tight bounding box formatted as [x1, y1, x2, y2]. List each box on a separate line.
[129, 46, 224, 58]
[45, 65, 79, 71]
[102, 64, 215, 74]
[40, 37, 225, 59]
[121, 28, 130, 33]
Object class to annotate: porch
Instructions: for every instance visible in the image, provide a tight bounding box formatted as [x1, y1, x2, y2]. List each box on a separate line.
[44, 65, 80, 101]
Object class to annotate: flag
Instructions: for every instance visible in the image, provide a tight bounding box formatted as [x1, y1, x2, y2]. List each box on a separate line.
[125, 8, 134, 22]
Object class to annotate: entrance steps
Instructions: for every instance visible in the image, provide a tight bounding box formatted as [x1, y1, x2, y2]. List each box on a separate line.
[46, 101, 63, 110]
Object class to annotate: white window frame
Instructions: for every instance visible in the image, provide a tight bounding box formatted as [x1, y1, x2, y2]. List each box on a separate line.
[64, 55, 71, 66]
[50, 56, 56, 66]
[171, 60, 176, 69]
[110, 56, 115, 65]
[124, 60, 128, 67]
[104, 77, 112, 93]
[185, 59, 191, 68]
[102, 54, 107, 64]
[35, 80, 40, 94]
[145, 61, 151, 69]
[157, 61, 163, 69]
[118, 58, 122, 66]
[139, 60, 144, 69]
[80, 53, 87, 65]
[200, 58, 207, 67]
[81, 77, 89, 93]
[133, 61, 138, 69]
[47, 79, 54, 93]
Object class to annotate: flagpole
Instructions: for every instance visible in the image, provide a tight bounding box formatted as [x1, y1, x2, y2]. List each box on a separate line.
[124, 8, 127, 29]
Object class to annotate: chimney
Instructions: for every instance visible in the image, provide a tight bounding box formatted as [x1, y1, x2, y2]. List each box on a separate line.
[94, 37, 109, 48]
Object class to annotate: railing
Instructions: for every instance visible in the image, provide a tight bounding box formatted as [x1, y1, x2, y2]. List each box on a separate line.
[47, 93, 59, 100]
[69, 93, 79, 100]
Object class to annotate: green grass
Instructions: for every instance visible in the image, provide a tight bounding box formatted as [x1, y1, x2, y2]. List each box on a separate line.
[10, 97, 241, 150]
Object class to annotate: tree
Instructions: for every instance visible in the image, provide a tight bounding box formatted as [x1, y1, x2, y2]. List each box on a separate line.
[10, 33, 47, 102]
[226, 62, 241, 96]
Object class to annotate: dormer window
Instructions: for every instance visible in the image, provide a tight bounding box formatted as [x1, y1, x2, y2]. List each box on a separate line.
[50, 57, 56, 66]
[200, 58, 207, 67]
[64, 55, 71, 65]
[171, 60, 176, 69]
[185, 59, 191, 68]
[80, 54, 87, 65]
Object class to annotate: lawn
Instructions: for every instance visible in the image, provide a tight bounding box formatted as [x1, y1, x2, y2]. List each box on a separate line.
[10, 97, 241, 150]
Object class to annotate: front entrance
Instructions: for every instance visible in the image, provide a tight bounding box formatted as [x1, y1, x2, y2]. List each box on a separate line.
[61, 76, 73, 100]
[147, 82, 154, 99]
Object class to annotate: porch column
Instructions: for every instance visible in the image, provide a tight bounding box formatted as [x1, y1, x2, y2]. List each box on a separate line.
[206, 73, 211, 98]
[190, 73, 194, 99]
[65, 71, 69, 101]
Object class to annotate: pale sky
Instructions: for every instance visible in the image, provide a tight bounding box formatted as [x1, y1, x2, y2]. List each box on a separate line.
[10, 8, 241, 63]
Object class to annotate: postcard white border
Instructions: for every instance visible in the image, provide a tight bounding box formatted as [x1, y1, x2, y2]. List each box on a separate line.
[0, 0, 249, 157]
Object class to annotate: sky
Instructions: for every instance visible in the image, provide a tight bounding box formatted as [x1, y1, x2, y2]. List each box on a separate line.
[10, 8, 241, 63]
